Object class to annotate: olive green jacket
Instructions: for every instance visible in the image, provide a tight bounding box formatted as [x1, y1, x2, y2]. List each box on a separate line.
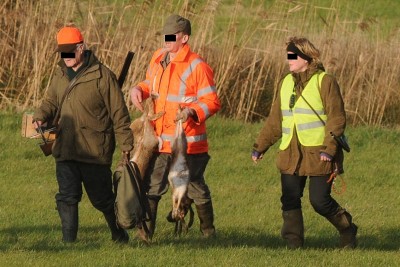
[253, 68, 345, 176]
[34, 51, 133, 165]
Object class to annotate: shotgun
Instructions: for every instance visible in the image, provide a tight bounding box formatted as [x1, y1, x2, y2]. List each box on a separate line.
[118, 51, 135, 88]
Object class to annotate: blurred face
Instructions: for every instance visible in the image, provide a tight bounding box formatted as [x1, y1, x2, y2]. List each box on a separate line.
[164, 32, 189, 54]
[62, 44, 84, 70]
[287, 52, 309, 73]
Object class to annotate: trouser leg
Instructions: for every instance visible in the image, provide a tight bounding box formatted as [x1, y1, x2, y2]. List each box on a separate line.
[280, 174, 306, 247]
[144, 153, 170, 239]
[80, 162, 128, 243]
[308, 176, 357, 248]
[146, 197, 159, 240]
[55, 161, 82, 242]
[186, 153, 215, 237]
[103, 210, 129, 243]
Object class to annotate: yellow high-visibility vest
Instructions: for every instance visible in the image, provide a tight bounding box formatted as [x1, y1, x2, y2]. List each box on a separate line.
[280, 72, 326, 150]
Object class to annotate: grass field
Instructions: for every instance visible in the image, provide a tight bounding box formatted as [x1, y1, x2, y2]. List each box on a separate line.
[1, 112, 400, 266]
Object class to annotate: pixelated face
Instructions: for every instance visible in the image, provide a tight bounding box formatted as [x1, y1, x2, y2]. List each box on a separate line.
[163, 32, 188, 54]
[287, 52, 309, 73]
[62, 44, 84, 69]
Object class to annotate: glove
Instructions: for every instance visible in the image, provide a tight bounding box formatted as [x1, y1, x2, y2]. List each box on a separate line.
[175, 108, 195, 123]
[252, 150, 262, 159]
[251, 150, 263, 163]
[320, 152, 333, 162]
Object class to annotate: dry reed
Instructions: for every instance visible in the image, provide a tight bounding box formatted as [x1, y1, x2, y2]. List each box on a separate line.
[0, 0, 399, 126]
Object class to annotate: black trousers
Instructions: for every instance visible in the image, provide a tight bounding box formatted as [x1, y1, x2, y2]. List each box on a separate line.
[55, 160, 115, 214]
[280, 173, 340, 217]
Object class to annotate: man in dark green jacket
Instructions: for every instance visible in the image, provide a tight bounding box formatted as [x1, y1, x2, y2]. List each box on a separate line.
[33, 26, 133, 243]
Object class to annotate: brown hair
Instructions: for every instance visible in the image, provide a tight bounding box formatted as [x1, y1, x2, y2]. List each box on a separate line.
[286, 36, 324, 70]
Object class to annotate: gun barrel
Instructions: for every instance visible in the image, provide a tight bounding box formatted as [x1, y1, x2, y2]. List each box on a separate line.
[118, 51, 135, 88]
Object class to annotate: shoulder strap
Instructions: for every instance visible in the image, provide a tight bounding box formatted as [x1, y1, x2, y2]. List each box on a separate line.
[52, 65, 90, 127]
[299, 73, 326, 126]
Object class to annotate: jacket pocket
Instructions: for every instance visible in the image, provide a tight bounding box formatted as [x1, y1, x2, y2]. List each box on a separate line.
[276, 149, 291, 172]
[304, 147, 332, 175]
[76, 126, 107, 159]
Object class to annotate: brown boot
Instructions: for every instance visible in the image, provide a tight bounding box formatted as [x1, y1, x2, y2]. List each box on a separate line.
[281, 209, 304, 249]
[195, 201, 216, 238]
[326, 207, 358, 249]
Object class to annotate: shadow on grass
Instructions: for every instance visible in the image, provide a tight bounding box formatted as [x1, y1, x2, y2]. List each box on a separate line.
[1, 224, 399, 252]
[151, 225, 400, 251]
[0, 224, 107, 252]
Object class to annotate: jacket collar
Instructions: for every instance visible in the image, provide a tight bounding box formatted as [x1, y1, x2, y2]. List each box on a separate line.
[58, 50, 101, 80]
[172, 44, 190, 62]
[156, 44, 191, 64]
[292, 68, 322, 90]
[58, 50, 99, 71]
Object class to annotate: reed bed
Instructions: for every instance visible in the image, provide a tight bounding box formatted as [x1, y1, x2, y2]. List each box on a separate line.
[0, 0, 399, 126]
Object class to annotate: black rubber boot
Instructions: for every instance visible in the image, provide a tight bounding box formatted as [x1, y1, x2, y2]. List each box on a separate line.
[326, 207, 358, 249]
[281, 209, 304, 249]
[56, 201, 78, 243]
[104, 211, 129, 243]
[195, 201, 216, 238]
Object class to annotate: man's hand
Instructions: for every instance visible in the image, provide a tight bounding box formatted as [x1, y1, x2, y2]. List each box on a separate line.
[175, 107, 195, 123]
[33, 120, 43, 130]
[130, 86, 144, 112]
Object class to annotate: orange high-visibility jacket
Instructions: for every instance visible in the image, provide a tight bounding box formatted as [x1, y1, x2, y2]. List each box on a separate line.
[137, 44, 221, 154]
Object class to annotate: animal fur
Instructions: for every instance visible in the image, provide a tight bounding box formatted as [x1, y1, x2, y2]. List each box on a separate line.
[130, 98, 164, 179]
[167, 117, 192, 235]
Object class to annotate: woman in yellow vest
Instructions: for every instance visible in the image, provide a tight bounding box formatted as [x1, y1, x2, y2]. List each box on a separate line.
[251, 37, 357, 249]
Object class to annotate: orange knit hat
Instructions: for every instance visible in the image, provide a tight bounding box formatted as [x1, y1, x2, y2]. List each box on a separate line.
[55, 26, 84, 52]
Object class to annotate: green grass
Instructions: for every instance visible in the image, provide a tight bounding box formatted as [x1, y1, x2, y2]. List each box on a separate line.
[1, 112, 400, 266]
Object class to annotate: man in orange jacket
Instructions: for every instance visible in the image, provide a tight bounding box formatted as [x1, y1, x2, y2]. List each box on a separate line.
[130, 14, 220, 238]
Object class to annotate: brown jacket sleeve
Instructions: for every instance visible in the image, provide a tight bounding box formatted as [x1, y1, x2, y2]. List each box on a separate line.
[100, 67, 134, 153]
[319, 74, 346, 157]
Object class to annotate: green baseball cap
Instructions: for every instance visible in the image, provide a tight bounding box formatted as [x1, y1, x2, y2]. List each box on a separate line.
[162, 14, 191, 35]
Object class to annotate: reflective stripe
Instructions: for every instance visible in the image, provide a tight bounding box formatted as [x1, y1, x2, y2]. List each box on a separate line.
[297, 120, 325, 131]
[166, 95, 198, 103]
[161, 133, 207, 143]
[282, 127, 291, 134]
[143, 79, 150, 85]
[282, 110, 293, 116]
[188, 133, 207, 142]
[198, 85, 217, 97]
[179, 58, 203, 96]
[294, 107, 325, 115]
[199, 102, 210, 118]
